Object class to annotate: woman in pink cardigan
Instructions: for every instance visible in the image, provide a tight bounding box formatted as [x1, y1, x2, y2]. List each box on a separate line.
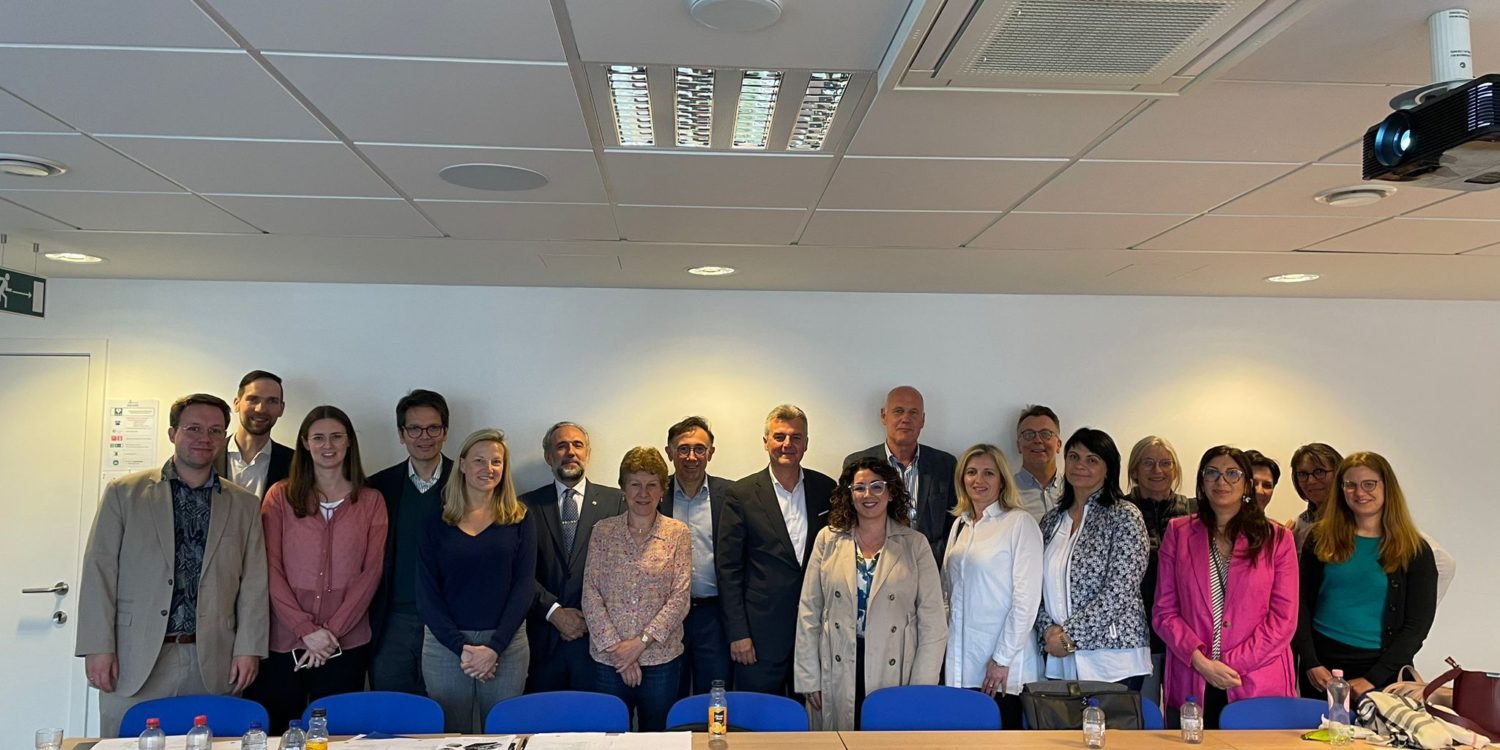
[1155, 445, 1298, 728]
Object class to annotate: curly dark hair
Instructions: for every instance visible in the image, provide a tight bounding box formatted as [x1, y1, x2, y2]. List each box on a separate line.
[829, 456, 912, 532]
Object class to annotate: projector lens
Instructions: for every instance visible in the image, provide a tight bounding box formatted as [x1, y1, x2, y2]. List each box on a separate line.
[1374, 111, 1414, 167]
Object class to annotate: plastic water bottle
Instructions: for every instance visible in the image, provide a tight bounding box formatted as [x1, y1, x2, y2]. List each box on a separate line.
[307, 708, 329, 750]
[282, 721, 306, 750]
[241, 722, 267, 750]
[1180, 696, 1203, 744]
[1083, 697, 1106, 749]
[1328, 669, 1353, 746]
[709, 679, 728, 738]
[137, 718, 165, 750]
[185, 716, 212, 750]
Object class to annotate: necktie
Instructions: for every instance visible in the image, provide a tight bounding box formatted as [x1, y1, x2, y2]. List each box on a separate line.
[561, 488, 579, 554]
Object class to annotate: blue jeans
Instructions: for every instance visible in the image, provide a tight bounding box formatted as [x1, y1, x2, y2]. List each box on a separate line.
[594, 656, 682, 732]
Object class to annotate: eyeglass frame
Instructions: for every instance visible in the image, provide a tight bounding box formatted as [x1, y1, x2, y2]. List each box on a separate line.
[402, 424, 448, 439]
[849, 481, 890, 496]
[1341, 479, 1382, 494]
[1018, 429, 1057, 442]
[1201, 467, 1246, 484]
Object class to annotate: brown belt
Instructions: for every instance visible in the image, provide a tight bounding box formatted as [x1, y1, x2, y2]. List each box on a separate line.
[164, 633, 196, 644]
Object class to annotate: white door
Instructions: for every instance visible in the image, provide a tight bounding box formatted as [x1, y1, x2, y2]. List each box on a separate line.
[0, 353, 94, 743]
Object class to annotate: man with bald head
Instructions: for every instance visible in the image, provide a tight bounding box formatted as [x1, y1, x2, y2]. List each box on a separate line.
[842, 386, 956, 563]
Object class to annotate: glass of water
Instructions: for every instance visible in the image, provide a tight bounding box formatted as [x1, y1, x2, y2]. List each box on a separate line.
[36, 728, 63, 750]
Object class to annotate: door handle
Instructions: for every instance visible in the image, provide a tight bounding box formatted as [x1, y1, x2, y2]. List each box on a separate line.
[21, 582, 69, 595]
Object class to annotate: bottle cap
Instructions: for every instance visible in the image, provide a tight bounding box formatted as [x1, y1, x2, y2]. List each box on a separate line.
[311, 708, 326, 718]
[1087, 698, 1100, 707]
[1332, 669, 1344, 678]
[193, 716, 207, 725]
[711, 679, 726, 688]
[287, 721, 301, 730]
[146, 719, 160, 729]
[248, 722, 262, 730]
[1187, 696, 1198, 703]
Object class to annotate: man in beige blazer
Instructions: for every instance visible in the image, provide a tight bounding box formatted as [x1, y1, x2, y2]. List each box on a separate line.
[76, 393, 269, 737]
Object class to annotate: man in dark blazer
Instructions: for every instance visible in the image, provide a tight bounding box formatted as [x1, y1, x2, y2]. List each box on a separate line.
[659, 416, 735, 698]
[716, 404, 835, 695]
[215, 369, 292, 498]
[365, 389, 454, 694]
[842, 385, 957, 564]
[520, 421, 625, 692]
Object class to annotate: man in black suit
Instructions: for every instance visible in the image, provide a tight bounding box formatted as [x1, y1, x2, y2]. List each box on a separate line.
[217, 369, 292, 498]
[716, 404, 834, 695]
[520, 421, 625, 692]
[660, 416, 734, 698]
[365, 389, 454, 694]
[842, 385, 957, 564]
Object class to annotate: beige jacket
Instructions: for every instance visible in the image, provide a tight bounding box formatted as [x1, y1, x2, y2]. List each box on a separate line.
[794, 519, 948, 730]
[75, 465, 269, 696]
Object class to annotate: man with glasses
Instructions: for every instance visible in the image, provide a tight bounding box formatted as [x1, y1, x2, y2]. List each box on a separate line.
[216, 370, 292, 499]
[77, 394, 268, 737]
[842, 386, 957, 563]
[1014, 404, 1065, 521]
[659, 416, 734, 698]
[367, 389, 454, 693]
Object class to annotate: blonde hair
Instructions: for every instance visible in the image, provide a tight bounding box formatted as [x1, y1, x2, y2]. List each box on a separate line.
[952, 444, 1021, 519]
[1127, 435, 1182, 494]
[1312, 451, 1424, 573]
[442, 429, 526, 526]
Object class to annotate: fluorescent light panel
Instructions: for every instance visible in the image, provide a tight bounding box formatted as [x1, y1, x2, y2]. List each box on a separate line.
[606, 65, 654, 146]
[733, 70, 782, 150]
[674, 67, 715, 148]
[788, 72, 851, 151]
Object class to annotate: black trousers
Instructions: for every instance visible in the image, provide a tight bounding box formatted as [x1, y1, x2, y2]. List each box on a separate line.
[854, 637, 866, 729]
[1300, 630, 1383, 699]
[526, 634, 596, 692]
[678, 598, 732, 698]
[246, 644, 369, 735]
[1204, 685, 1228, 729]
[368, 610, 425, 694]
[732, 645, 795, 696]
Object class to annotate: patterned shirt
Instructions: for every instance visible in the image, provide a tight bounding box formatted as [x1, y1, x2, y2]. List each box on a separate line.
[581, 513, 693, 666]
[162, 458, 219, 636]
[855, 546, 881, 637]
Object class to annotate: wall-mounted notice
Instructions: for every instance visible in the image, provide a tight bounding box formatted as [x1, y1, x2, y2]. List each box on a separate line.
[103, 399, 158, 487]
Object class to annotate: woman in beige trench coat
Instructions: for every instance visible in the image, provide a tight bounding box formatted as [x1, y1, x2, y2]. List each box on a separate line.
[794, 456, 948, 730]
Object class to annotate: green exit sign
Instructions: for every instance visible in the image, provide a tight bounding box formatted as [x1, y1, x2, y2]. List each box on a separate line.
[0, 267, 45, 318]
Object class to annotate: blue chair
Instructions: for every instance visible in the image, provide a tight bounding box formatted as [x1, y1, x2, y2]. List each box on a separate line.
[1220, 696, 1327, 729]
[860, 685, 1002, 730]
[119, 695, 269, 737]
[1142, 696, 1165, 730]
[303, 691, 444, 734]
[665, 692, 808, 732]
[484, 691, 630, 733]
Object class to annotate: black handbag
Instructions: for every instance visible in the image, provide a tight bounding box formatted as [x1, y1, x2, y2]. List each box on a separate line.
[1020, 680, 1144, 730]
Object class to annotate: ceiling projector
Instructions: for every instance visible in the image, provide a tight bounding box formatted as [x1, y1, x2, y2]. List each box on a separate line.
[1362, 73, 1500, 190]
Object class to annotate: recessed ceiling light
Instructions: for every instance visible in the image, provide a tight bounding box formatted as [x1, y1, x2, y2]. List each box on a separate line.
[0, 155, 68, 178]
[674, 67, 715, 148]
[788, 72, 852, 151]
[438, 163, 549, 191]
[689, 0, 783, 32]
[733, 70, 782, 150]
[1264, 273, 1320, 284]
[44, 252, 103, 264]
[1314, 185, 1396, 207]
[606, 65, 654, 146]
[688, 265, 736, 277]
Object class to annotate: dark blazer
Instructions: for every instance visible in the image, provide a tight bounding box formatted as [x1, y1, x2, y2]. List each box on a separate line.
[521, 479, 626, 658]
[366, 455, 454, 646]
[661, 474, 733, 550]
[715, 467, 835, 665]
[842, 443, 957, 563]
[214, 439, 294, 498]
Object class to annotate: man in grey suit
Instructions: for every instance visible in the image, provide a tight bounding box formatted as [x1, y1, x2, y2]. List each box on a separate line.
[842, 386, 957, 564]
[659, 416, 734, 698]
[77, 394, 269, 736]
[520, 421, 625, 692]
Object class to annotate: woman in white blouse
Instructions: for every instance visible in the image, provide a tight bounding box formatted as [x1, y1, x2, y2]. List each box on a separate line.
[942, 444, 1044, 729]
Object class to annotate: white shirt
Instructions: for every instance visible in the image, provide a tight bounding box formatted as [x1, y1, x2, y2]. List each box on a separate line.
[407, 458, 443, 494]
[319, 498, 344, 520]
[226, 435, 274, 497]
[885, 444, 921, 524]
[1014, 467, 1065, 523]
[943, 502, 1044, 694]
[1041, 508, 1152, 683]
[769, 467, 808, 565]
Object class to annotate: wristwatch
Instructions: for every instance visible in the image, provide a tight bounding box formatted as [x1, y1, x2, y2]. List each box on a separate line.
[1063, 633, 1077, 654]
[640, 633, 654, 647]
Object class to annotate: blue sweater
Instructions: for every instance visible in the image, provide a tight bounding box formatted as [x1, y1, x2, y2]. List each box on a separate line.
[417, 513, 537, 655]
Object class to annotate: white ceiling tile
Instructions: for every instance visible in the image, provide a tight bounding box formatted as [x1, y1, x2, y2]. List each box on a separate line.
[0, 191, 258, 233]
[615, 206, 804, 244]
[1019, 161, 1296, 214]
[207, 0, 564, 61]
[1089, 82, 1398, 163]
[1319, 142, 1364, 165]
[0, 91, 69, 133]
[800, 210, 999, 248]
[0, 0, 234, 48]
[849, 91, 1143, 158]
[358, 144, 606, 202]
[1137, 215, 1379, 252]
[969, 213, 1191, 250]
[102, 137, 397, 197]
[1306, 218, 1500, 254]
[821, 157, 1065, 211]
[1213, 164, 1451, 218]
[269, 55, 588, 148]
[1406, 191, 1500, 220]
[568, 0, 910, 70]
[417, 201, 617, 240]
[605, 152, 834, 208]
[0, 196, 73, 230]
[0, 48, 330, 139]
[206, 196, 439, 237]
[0, 134, 180, 192]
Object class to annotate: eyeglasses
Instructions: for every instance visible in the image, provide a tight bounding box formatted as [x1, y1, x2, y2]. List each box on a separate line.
[1201, 467, 1245, 484]
[1019, 429, 1057, 442]
[1294, 468, 1332, 482]
[403, 425, 446, 439]
[1342, 479, 1381, 494]
[1140, 458, 1174, 471]
[850, 481, 888, 495]
[674, 445, 710, 458]
[177, 424, 226, 440]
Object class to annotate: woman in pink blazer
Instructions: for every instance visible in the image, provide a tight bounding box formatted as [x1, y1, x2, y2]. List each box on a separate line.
[1155, 445, 1298, 728]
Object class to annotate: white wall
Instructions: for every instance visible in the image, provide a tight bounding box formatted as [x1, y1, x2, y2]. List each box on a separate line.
[3, 279, 1495, 676]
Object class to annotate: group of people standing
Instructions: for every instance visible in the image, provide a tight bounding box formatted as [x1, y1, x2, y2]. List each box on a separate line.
[75, 374, 1452, 736]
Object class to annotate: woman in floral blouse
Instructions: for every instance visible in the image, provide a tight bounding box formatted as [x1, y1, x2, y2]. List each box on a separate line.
[582, 447, 692, 731]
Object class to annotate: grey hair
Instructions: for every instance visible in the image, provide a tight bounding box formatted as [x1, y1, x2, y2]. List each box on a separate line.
[542, 421, 590, 453]
[763, 404, 808, 436]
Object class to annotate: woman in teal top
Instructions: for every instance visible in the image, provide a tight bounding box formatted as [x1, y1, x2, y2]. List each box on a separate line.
[1292, 452, 1437, 699]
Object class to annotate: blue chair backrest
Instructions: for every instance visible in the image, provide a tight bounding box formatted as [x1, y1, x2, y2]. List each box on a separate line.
[119, 695, 270, 738]
[1142, 696, 1165, 730]
[860, 685, 1002, 730]
[665, 692, 808, 732]
[303, 691, 445, 735]
[1220, 696, 1327, 729]
[485, 691, 630, 734]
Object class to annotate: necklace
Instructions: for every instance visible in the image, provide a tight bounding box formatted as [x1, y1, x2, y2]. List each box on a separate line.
[855, 524, 885, 554]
